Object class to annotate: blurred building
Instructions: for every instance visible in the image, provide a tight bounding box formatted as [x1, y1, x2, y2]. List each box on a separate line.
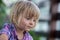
[48, 0, 60, 40]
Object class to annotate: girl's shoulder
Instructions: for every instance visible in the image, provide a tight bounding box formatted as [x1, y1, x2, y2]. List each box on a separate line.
[0, 23, 11, 40]
[0, 23, 14, 38]
[0, 23, 10, 33]
[0, 22, 15, 31]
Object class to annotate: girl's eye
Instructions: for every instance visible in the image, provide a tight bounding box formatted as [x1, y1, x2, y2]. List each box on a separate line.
[33, 20, 36, 22]
[26, 17, 30, 20]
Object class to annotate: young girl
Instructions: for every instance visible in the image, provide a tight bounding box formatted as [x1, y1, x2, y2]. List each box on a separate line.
[0, 0, 40, 40]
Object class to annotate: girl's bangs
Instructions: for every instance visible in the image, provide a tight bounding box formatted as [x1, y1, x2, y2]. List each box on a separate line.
[23, 7, 39, 19]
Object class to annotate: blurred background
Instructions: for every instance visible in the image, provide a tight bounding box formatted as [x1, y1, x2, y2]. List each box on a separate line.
[0, 0, 60, 40]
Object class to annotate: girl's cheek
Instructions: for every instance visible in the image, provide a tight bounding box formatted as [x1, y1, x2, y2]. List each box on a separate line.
[33, 23, 36, 28]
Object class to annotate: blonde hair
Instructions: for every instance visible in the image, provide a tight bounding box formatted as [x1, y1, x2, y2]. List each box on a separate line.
[10, 0, 40, 27]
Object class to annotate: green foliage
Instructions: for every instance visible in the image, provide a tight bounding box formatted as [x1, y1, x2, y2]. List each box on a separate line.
[0, 0, 6, 29]
[29, 31, 40, 40]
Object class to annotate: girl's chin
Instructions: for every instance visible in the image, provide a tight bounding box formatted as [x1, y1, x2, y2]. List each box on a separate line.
[25, 29, 30, 31]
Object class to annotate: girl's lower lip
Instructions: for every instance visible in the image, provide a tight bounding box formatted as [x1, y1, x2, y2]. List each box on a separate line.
[26, 27, 30, 29]
[27, 26, 32, 28]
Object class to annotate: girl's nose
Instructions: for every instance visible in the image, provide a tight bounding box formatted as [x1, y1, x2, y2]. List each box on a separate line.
[29, 20, 34, 26]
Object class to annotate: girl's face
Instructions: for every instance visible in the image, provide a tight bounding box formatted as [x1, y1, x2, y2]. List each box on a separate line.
[17, 15, 37, 31]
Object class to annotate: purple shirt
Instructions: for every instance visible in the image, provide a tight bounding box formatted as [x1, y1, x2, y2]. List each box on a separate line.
[0, 23, 33, 40]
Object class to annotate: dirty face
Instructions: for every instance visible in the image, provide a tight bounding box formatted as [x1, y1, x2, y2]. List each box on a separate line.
[17, 14, 38, 31]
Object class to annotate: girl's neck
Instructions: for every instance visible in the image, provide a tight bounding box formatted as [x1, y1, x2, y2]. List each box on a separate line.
[15, 27, 24, 40]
